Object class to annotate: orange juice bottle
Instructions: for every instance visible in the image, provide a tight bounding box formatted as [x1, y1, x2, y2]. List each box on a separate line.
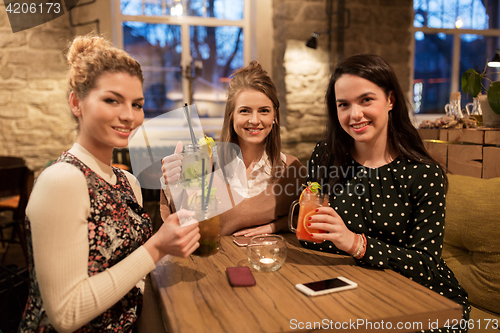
[295, 192, 329, 242]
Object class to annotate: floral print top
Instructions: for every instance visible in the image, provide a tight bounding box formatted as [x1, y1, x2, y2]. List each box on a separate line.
[19, 152, 152, 332]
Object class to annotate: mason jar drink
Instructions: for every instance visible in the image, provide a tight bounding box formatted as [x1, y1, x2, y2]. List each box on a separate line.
[190, 200, 220, 257]
[288, 192, 329, 242]
[181, 144, 209, 188]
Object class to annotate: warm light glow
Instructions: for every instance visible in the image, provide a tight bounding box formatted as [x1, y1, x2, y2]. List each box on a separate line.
[259, 258, 275, 265]
[488, 49, 500, 67]
[171, 3, 183, 16]
[455, 18, 463, 29]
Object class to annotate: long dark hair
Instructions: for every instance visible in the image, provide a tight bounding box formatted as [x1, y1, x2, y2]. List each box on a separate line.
[220, 61, 282, 179]
[321, 54, 447, 189]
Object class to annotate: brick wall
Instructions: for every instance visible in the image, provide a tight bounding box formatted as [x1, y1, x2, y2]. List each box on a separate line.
[274, 0, 413, 164]
[0, 4, 74, 172]
[0, 1, 413, 171]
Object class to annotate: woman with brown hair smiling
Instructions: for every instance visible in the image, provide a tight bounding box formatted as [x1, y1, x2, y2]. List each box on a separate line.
[303, 54, 470, 332]
[160, 61, 305, 236]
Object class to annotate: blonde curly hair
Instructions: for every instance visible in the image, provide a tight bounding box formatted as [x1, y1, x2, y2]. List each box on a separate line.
[67, 34, 144, 101]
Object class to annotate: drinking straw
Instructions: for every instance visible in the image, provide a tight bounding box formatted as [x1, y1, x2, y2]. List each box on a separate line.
[141, 124, 155, 165]
[201, 158, 205, 210]
[205, 162, 216, 209]
[183, 103, 197, 147]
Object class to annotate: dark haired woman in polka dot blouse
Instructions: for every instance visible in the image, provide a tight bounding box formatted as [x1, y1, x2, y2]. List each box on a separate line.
[303, 54, 470, 333]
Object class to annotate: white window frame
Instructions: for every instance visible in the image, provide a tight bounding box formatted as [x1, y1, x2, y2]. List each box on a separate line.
[410, 15, 500, 123]
[110, 0, 253, 107]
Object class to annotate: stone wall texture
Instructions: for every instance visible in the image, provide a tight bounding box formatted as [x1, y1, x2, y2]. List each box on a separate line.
[0, 1, 413, 172]
[274, 0, 413, 164]
[0, 4, 75, 172]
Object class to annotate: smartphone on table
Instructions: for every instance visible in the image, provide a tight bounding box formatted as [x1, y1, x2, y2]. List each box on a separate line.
[233, 237, 250, 247]
[226, 267, 256, 287]
[295, 277, 357, 296]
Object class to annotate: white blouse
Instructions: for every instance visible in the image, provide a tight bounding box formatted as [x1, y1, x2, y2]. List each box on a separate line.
[228, 151, 286, 198]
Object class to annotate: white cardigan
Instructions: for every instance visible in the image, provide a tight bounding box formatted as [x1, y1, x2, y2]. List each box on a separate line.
[26, 143, 160, 333]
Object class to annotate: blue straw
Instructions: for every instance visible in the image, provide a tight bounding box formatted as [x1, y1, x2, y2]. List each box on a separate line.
[201, 158, 205, 210]
[205, 162, 216, 209]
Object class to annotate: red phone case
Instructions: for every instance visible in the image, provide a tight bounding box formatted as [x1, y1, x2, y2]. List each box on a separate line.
[226, 267, 256, 287]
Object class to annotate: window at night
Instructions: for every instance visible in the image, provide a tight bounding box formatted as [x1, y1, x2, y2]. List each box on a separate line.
[116, 0, 248, 119]
[413, 0, 500, 114]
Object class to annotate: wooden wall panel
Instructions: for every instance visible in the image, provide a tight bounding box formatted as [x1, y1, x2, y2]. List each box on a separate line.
[447, 129, 484, 144]
[447, 145, 483, 178]
[485, 130, 500, 145]
[424, 142, 448, 168]
[439, 129, 448, 141]
[483, 147, 500, 179]
[418, 129, 440, 140]
[419, 129, 500, 178]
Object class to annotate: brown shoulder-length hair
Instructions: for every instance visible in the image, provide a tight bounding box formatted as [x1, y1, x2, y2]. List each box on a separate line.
[220, 61, 283, 179]
[322, 54, 448, 190]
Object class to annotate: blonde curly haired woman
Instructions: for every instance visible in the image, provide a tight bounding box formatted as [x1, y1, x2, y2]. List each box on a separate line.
[19, 35, 200, 333]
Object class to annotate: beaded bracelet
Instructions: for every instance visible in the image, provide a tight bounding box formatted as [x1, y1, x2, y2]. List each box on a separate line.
[352, 234, 363, 258]
[353, 234, 367, 259]
[348, 233, 360, 255]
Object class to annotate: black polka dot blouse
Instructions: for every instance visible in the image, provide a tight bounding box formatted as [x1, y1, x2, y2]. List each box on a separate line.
[301, 141, 470, 332]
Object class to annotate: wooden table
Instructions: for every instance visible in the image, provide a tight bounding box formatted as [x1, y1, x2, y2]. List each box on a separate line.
[151, 234, 462, 333]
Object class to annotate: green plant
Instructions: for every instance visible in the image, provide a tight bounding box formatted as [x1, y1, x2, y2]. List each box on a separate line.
[461, 67, 500, 115]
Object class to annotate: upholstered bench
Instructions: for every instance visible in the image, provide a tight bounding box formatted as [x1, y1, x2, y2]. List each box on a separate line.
[442, 174, 500, 332]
